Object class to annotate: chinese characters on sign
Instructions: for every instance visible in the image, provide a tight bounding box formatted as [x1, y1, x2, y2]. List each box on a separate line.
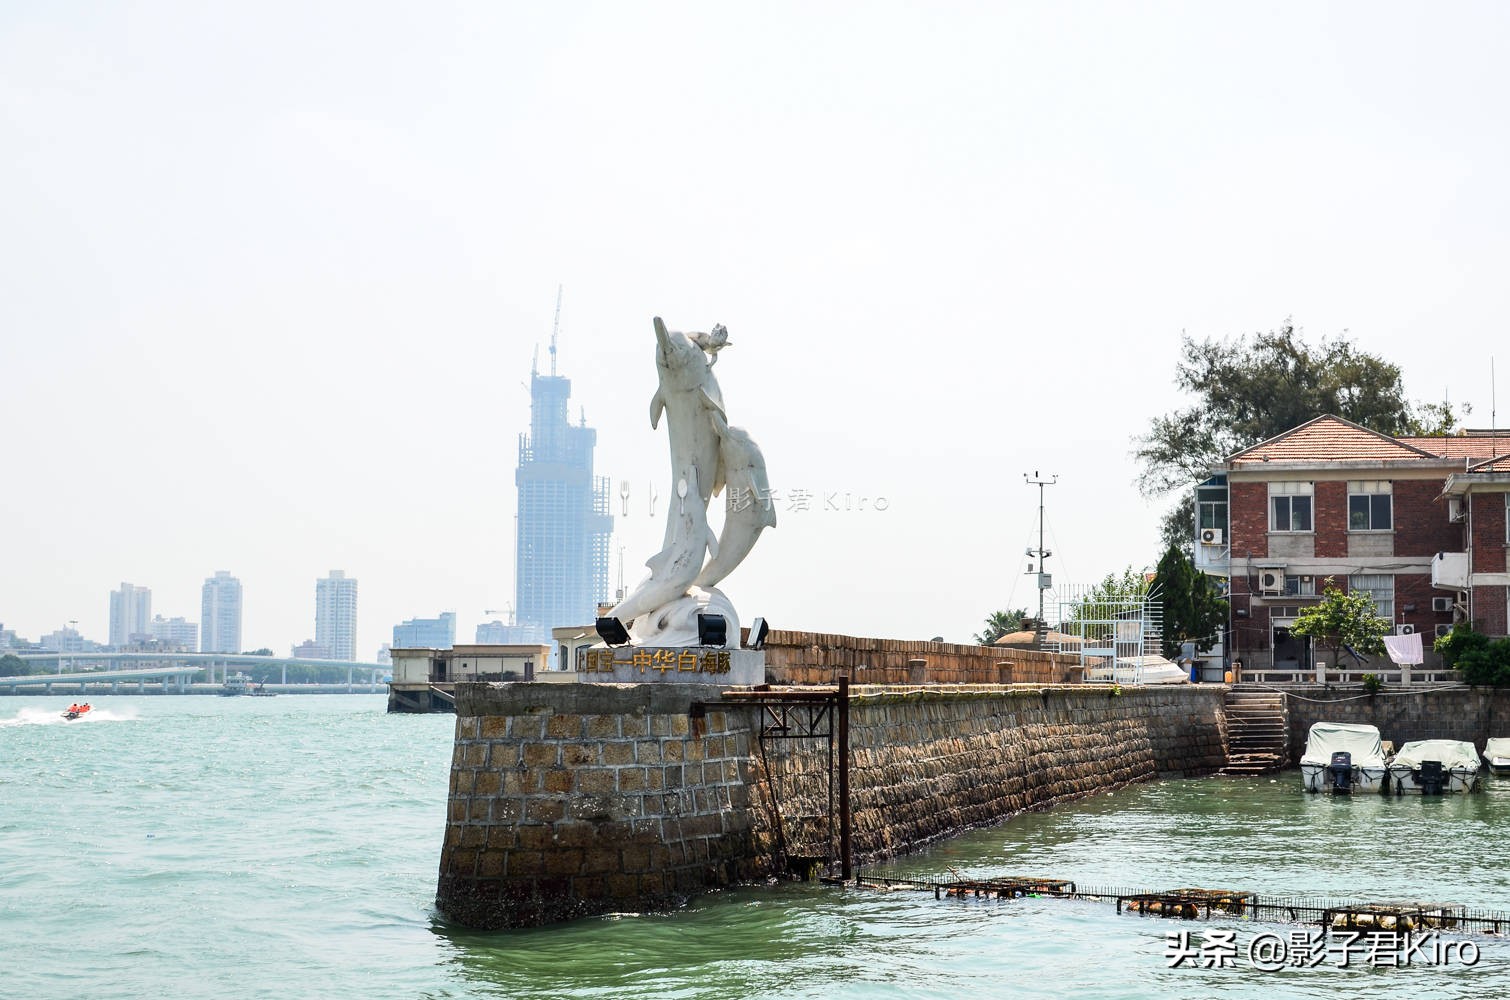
[613, 481, 890, 517]
[580, 647, 733, 676]
[1164, 929, 1481, 970]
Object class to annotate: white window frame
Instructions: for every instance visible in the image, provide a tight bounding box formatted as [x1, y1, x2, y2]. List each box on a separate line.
[1349, 574, 1394, 621]
[1269, 481, 1314, 533]
[1348, 480, 1393, 532]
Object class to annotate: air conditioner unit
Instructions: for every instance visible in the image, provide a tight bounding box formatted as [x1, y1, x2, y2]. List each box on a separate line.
[1396, 623, 1416, 636]
[1259, 569, 1286, 594]
[1435, 624, 1453, 639]
[1199, 527, 1223, 545]
[1431, 596, 1453, 613]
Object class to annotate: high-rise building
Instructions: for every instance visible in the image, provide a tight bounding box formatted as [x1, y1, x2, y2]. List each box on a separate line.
[514, 341, 613, 643]
[393, 612, 456, 649]
[315, 570, 358, 661]
[149, 615, 198, 651]
[108, 582, 152, 648]
[201, 571, 243, 654]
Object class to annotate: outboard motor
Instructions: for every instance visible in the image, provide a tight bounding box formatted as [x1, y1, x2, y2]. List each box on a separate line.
[1327, 751, 1354, 793]
[1418, 759, 1446, 795]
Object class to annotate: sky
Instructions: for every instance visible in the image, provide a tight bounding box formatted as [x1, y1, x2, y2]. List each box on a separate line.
[4, 2, 1509, 659]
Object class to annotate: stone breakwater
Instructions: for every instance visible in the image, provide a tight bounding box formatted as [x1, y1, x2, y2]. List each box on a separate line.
[435, 682, 1229, 929]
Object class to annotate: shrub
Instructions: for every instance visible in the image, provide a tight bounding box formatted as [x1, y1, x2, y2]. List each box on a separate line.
[1437, 625, 1510, 686]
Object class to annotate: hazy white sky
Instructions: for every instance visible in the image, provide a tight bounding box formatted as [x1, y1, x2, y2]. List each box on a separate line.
[4, 2, 1508, 658]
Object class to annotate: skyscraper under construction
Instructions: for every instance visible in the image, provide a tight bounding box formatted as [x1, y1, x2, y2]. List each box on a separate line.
[513, 327, 613, 643]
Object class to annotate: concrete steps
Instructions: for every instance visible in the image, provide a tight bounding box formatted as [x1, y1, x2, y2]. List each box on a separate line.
[1222, 689, 1288, 775]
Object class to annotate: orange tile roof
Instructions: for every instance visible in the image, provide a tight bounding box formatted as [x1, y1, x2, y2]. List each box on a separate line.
[1398, 436, 1505, 461]
[1469, 454, 1510, 473]
[1228, 415, 1439, 465]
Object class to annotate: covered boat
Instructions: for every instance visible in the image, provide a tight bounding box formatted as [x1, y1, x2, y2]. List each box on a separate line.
[1482, 738, 1510, 776]
[1388, 740, 1481, 794]
[1300, 722, 1387, 793]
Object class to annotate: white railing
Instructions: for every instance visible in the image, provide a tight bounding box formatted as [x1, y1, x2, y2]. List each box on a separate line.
[1239, 667, 1460, 686]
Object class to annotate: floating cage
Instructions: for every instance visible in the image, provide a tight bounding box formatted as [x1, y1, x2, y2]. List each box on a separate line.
[1324, 902, 1466, 933]
[1118, 888, 1252, 919]
[847, 868, 1510, 937]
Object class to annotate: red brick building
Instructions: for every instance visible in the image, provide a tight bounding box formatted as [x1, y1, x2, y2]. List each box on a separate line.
[1192, 415, 1510, 674]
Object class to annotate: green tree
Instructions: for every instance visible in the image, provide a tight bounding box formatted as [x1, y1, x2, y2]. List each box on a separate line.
[0, 653, 30, 676]
[1060, 567, 1151, 642]
[974, 608, 1030, 645]
[1151, 544, 1226, 659]
[1135, 323, 1468, 549]
[1434, 625, 1510, 686]
[241, 648, 274, 656]
[1289, 577, 1389, 668]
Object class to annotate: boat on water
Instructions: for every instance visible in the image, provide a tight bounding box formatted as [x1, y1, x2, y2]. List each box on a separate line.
[1299, 722, 1388, 793]
[1388, 740, 1481, 794]
[250, 684, 276, 697]
[61, 703, 92, 721]
[1483, 738, 1510, 776]
[219, 674, 252, 696]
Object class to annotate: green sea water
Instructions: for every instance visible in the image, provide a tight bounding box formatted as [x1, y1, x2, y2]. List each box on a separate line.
[3, 695, 1508, 999]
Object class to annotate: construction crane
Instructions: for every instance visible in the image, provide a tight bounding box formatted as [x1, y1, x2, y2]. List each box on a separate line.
[483, 605, 515, 625]
[549, 284, 562, 376]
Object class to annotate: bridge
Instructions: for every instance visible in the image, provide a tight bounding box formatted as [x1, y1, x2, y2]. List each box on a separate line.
[2, 651, 389, 695]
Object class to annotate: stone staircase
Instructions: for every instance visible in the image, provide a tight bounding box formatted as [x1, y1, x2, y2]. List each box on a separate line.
[1222, 689, 1289, 775]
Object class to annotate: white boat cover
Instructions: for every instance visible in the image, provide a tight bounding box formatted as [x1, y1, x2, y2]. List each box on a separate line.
[1390, 740, 1480, 771]
[1299, 722, 1386, 767]
[1483, 738, 1510, 762]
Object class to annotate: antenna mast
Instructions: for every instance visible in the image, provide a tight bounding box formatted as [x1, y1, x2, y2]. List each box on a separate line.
[550, 284, 562, 377]
[1024, 471, 1058, 624]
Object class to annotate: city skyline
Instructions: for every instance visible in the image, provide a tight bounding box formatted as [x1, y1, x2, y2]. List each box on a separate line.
[5, 5, 1509, 658]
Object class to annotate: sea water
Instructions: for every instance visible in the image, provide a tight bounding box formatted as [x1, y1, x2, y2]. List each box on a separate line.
[2, 695, 1507, 999]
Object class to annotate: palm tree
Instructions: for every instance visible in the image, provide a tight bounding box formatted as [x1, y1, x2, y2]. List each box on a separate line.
[975, 609, 1029, 646]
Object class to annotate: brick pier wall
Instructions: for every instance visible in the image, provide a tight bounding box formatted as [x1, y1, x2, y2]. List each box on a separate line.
[1283, 686, 1510, 760]
[759, 630, 1082, 685]
[435, 682, 1229, 928]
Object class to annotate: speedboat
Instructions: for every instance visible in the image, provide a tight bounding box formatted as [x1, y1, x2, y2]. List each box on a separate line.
[1482, 738, 1510, 776]
[1388, 740, 1481, 794]
[61, 704, 92, 721]
[1299, 722, 1387, 793]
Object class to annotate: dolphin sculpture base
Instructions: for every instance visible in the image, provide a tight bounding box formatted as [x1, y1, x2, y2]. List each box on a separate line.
[624, 586, 740, 649]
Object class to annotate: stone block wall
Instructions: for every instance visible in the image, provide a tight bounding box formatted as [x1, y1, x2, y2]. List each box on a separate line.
[437, 682, 765, 929]
[435, 681, 1229, 928]
[1284, 686, 1510, 759]
[759, 629, 1081, 685]
[757, 686, 1229, 866]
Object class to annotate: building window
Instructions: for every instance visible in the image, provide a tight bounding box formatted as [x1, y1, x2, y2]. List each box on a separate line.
[1349, 481, 1393, 531]
[1349, 574, 1394, 621]
[1269, 482, 1313, 532]
[1505, 496, 1510, 544]
[1196, 476, 1228, 538]
[1284, 575, 1318, 598]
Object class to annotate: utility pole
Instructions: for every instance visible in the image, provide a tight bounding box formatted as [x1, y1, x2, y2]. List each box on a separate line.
[1024, 471, 1057, 623]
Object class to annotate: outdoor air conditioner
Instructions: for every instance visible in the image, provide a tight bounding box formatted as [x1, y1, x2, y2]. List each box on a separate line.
[1199, 527, 1223, 545]
[1432, 596, 1454, 613]
[1435, 624, 1453, 639]
[1396, 623, 1416, 636]
[1259, 569, 1286, 594]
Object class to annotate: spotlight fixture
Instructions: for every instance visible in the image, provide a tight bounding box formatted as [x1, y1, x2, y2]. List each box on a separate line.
[747, 617, 769, 650]
[697, 613, 727, 647]
[595, 617, 630, 646]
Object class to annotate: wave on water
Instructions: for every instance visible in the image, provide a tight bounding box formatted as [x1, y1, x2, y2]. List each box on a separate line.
[0, 706, 140, 727]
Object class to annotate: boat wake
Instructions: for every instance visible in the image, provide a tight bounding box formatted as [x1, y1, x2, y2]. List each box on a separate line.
[0, 706, 139, 727]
